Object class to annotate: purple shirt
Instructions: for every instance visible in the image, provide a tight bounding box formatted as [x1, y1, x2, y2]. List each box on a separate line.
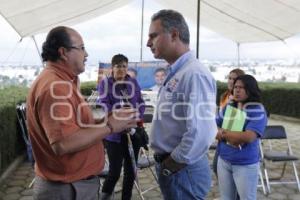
[97, 75, 145, 143]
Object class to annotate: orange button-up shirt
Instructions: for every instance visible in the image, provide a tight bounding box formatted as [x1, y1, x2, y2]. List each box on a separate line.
[27, 62, 104, 183]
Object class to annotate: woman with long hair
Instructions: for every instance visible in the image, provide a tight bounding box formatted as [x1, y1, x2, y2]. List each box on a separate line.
[216, 74, 268, 200]
[213, 69, 245, 177]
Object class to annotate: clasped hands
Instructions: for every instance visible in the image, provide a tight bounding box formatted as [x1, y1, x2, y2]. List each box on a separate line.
[216, 128, 241, 149]
[216, 128, 226, 141]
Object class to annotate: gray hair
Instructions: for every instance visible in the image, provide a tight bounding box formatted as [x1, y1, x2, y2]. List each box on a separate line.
[151, 9, 190, 44]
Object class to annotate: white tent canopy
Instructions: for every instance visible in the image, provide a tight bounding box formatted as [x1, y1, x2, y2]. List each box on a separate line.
[0, 0, 132, 38]
[160, 0, 300, 43]
[1, 0, 300, 43]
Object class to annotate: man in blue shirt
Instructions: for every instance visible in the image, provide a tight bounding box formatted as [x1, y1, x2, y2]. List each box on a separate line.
[147, 9, 217, 200]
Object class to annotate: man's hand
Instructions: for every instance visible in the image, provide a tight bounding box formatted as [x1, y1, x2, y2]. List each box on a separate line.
[107, 108, 139, 133]
[161, 156, 187, 176]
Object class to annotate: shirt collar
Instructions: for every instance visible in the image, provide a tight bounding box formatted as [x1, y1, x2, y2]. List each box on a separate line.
[163, 50, 193, 86]
[47, 61, 77, 82]
[168, 50, 193, 75]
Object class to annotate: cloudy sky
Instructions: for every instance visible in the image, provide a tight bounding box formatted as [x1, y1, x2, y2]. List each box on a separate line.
[1, 0, 300, 66]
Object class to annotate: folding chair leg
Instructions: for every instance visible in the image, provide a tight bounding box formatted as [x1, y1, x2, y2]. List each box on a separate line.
[259, 168, 267, 195]
[28, 177, 35, 188]
[133, 166, 159, 200]
[149, 167, 158, 182]
[292, 162, 300, 192]
[134, 180, 145, 200]
[264, 168, 271, 193]
[279, 162, 287, 179]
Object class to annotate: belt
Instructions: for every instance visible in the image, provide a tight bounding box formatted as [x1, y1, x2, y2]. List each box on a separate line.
[154, 153, 170, 163]
[35, 175, 99, 185]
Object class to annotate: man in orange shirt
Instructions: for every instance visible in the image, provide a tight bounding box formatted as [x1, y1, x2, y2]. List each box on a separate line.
[26, 26, 138, 200]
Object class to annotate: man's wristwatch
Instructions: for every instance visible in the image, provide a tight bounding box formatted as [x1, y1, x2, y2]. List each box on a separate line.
[162, 168, 172, 176]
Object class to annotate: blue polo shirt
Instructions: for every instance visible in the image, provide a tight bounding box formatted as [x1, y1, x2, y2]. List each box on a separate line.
[216, 103, 268, 165]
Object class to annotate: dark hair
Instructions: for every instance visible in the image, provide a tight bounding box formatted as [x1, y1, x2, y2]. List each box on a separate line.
[41, 26, 72, 62]
[151, 9, 190, 44]
[234, 74, 262, 103]
[154, 67, 166, 75]
[111, 54, 128, 66]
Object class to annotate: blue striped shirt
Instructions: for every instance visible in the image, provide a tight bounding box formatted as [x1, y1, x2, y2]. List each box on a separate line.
[150, 51, 217, 164]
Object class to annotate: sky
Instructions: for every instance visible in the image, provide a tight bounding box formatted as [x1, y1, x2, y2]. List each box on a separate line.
[1, 0, 300, 66]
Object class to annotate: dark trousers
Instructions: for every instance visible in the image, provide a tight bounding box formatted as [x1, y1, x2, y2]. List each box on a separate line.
[102, 134, 140, 200]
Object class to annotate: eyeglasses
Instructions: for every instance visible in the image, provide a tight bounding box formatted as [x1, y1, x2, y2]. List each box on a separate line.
[113, 64, 128, 68]
[67, 45, 86, 51]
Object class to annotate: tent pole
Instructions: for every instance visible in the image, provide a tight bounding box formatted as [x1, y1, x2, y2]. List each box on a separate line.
[237, 42, 240, 67]
[139, 0, 145, 62]
[196, 0, 201, 59]
[31, 35, 44, 67]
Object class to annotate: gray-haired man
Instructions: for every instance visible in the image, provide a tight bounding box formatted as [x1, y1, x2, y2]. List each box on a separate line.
[147, 10, 217, 200]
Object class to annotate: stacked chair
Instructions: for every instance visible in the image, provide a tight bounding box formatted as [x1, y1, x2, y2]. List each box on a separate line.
[16, 103, 35, 188]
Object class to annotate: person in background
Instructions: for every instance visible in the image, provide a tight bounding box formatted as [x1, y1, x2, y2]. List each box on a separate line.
[212, 68, 245, 177]
[26, 26, 138, 200]
[97, 54, 145, 200]
[147, 9, 217, 200]
[220, 68, 246, 109]
[127, 67, 137, 79]
[150, 67, 166, 91]
[216, 74, 268, 200]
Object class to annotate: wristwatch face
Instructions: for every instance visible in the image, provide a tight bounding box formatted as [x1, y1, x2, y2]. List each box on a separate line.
[162, 168, 172, 176]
